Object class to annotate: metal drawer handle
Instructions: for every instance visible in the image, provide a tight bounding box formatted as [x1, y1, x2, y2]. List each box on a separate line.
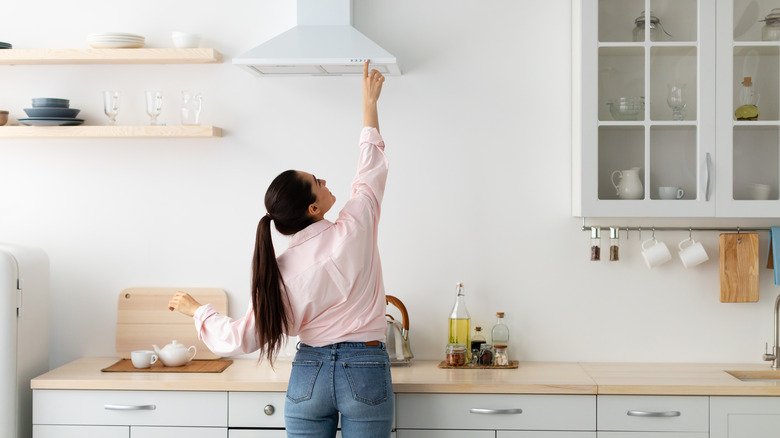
[627, 410, 681, 418]
[469, 408, 523, 415]
[104, 404, 156, 411]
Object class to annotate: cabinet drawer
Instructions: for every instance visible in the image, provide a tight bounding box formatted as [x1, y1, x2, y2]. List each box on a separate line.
[34, 425, 128, 438]
[33, 390, 227, 427]
[597, 396, 708, 432]
[228, 392, 287, 428]
[396, 394, 595, 430]
[132, 427, 227, 438]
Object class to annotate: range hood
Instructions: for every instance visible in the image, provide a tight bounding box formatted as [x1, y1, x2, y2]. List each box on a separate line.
[233, 0, 401, 76]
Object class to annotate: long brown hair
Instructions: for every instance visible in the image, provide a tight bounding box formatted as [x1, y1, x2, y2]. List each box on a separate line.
[252, 170, 316, 363]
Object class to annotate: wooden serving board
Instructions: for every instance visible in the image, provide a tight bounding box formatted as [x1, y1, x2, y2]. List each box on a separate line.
[116, 287, 227, 359]
[719, 234, 759, 303]
[102, 359, 233, 373]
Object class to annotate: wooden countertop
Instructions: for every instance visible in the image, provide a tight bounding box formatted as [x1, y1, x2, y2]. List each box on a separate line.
[29, 358, 780, 396]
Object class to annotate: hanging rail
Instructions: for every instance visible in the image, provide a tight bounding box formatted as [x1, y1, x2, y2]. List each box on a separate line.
[580, 217, 771, 234]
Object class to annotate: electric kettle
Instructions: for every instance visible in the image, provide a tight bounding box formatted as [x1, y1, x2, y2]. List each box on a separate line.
[386, 295, 413, 365]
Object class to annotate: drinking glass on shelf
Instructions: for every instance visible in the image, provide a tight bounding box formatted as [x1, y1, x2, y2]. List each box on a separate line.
[180, 91, 203, 125]
[666, 83, 686, 121]
[145, 90, 163, 125]
[103, 91, 121, 125]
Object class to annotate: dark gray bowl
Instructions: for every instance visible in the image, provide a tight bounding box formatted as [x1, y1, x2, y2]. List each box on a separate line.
[24, 107, 80, 118]
[31, 98, 70, 108]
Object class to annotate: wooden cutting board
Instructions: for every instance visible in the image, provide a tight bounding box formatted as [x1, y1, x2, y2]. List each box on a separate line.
[719, 234, 759, 303]
[116, 287, 227, 359]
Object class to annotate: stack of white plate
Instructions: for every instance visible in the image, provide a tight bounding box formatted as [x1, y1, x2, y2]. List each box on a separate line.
[87, 32, 145, 48]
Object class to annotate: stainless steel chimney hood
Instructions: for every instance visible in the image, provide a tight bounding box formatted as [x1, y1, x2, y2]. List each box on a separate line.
[233, 0, 401, 76]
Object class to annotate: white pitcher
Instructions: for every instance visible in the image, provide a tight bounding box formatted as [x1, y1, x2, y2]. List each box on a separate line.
[611, 167, 644, 199]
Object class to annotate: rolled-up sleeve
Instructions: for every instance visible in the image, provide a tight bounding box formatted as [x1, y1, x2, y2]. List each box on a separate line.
[193, 302, 261, 356]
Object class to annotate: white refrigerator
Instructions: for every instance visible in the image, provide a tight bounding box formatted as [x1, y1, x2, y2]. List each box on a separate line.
[0, 244, 49, 438]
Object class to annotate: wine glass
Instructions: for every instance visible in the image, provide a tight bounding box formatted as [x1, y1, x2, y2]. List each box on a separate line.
[666, 83, 687, 121]
[145, 90, 163, 125]
[103, 91, 121, 125]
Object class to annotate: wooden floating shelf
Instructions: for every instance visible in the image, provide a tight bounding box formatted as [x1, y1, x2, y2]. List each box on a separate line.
[0, 125, 222, 138]
[0, 48, 222, 64]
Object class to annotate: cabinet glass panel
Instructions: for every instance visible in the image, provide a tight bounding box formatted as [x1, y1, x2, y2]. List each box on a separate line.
[650, 46, 697, 121]
[649, 0, 697, 42]
[733, 46, 779, 121]
[598, 126, 645, 200]
[732, 125, 780, 200]
[649, 126, 697, 199]
[734, 0, 780, 42]
[599, 0, 645, 42]
[599, 47, 645, 121]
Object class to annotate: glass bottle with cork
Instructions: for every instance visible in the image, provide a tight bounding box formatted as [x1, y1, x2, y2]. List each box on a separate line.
[470, 326, 486, 365]
[735, 77, 760, 121]
[491, 312, 510, 363]
[448, 282, 471, 359]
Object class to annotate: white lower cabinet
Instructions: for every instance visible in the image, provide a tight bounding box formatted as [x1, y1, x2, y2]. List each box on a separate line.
[395, 394, 596, 436]
[32, 390, 227, 438]
[597, 395, 709, 438]
[710, 396, 780, 438]
[33, 425, 128, 438]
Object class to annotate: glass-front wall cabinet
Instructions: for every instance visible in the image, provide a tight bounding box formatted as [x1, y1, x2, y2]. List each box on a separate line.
[716, 0, 780, 216]
[574, 0, 716, 217]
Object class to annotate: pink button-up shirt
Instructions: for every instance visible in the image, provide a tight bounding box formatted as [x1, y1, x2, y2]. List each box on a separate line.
[192, 127, 388, 355]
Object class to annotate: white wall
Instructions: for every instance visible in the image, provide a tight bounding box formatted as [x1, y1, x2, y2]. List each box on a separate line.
[1, 0, 778, 369]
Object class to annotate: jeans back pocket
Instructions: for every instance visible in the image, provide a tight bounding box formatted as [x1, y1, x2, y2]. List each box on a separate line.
[342, 361, 388, 405]
[287, 360, 322, 403]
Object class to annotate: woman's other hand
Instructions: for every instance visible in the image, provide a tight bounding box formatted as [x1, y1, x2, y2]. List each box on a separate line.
[168, 291, 202, 317]
[362, 60, 384, 131]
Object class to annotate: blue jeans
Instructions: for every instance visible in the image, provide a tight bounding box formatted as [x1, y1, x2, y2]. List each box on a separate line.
[284, 342, 394, 437]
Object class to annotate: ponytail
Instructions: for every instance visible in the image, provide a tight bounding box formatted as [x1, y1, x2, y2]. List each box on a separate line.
[252, 170, 317, 364]
[251, 215, 287, 363]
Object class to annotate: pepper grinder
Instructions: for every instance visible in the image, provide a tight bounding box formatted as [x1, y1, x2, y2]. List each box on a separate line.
[609, 227, 620, 261]
[590, 227, 601, 261]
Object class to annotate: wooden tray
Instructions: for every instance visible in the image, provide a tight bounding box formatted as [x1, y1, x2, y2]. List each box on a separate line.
[102, 359, 233, 373]
[438, 360, 519, 369]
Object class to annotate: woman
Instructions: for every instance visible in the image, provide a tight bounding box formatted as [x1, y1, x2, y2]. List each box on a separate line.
[168, 60, 392, 437]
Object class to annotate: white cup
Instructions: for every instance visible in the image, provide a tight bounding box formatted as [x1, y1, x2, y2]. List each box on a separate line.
[641, 238, 672, 269]
[172, 32, 201, 48]
[131, 350, 158, 369]
[678, 237, 709, 268]
[658, 186, 684, 200]
[749, 183, 771, 200]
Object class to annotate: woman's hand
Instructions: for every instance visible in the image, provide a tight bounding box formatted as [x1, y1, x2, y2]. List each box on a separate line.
[168, 291, 203, 317]
[362, 60, 384, 131]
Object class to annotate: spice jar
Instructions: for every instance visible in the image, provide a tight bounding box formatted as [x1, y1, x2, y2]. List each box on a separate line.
[590, 227, 601, 261]
[478, 343, 494, 366]
[609, 226, 620, 261]
[445, 343, 467, 367]
[494, 346, 509, 366]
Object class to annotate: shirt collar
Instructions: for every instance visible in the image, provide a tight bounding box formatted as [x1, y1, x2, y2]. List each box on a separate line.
[288, 219, 334, 248]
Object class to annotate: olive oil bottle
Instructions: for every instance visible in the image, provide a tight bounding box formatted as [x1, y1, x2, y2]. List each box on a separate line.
[735, 77, 760, 121]
[448, 282, 471, 357]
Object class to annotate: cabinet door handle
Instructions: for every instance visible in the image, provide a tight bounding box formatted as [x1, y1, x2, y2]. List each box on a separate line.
[627, 410, 680, 417]
[469, 408, 522, 415]
[104, 404, 156, 411]
[705, 152, 712, 202]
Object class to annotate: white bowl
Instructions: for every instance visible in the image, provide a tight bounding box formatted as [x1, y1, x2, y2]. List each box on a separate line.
[172, 32, 201, 48]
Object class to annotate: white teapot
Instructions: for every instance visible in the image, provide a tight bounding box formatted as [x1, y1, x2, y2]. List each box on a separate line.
[152, 340, 197, 367]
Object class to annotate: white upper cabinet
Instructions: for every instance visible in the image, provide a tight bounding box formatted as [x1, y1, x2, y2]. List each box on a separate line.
[573, 0, 718, 217]
[715, 0, 780, 216]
